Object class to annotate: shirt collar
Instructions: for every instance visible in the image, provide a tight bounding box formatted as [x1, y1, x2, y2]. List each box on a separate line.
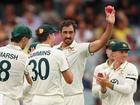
[105, 59, 111, 68]
[36, 44, 51, 49]
[6, 44, 22, 50]
[110, 61, 128, 70]
[58, 40, 77, 49]
[118, 61, 128, 69]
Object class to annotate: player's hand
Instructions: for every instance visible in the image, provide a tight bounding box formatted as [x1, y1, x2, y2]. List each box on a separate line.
[97, 73, 104, 77]
[105, 6, 115, 24]
[96, 73, 109, 88]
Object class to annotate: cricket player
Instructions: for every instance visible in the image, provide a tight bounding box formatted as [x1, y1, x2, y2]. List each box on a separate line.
[0, 24, 32, 105]
[54, 7, 115, 105]
[25, 24, 73, 105]
[92, 39, 120, 105]
[96, 41, 138, 105]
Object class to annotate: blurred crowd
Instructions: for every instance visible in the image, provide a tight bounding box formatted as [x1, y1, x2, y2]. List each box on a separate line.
[0, 0, 140, 105]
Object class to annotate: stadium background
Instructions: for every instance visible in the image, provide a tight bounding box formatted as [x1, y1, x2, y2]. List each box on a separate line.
[0, 0, 140, 105]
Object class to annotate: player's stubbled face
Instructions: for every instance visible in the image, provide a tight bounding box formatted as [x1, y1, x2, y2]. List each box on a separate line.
[112, 50, 128, 63]
[61, 25, 75, 46]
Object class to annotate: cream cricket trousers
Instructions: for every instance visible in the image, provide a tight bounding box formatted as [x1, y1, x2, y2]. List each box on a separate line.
[32, 95, 64, 105]
[64, 93, 84, 105]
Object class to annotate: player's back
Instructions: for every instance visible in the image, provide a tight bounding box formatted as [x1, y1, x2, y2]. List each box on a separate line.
[27, 45, 67, 97]
[0, 44, 27, 99]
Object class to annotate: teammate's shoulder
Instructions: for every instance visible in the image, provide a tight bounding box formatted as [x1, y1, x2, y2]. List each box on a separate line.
[0, 46, 7, 53]
[52, 47, 64, 54]
[125, 62, 138, 78]
[17, 51, 28, 58]
[22, 51, 28, 56]
[94, 63, 107, 73]
[51, 49, 65, 60]
[95, 63, 106, 68]
[126, 62, 138, 73]
[76, 42, 89, 47]
[0, 45, 8, 50]
[53, 44, 60, 49]
[93, 63, 107, 75]
[79, 42, 89, 45]
[127, 62, 137, 69]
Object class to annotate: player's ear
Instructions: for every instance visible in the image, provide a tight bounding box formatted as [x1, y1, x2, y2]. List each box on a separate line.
[47, 34, 51, 40]
[20, 37, 25, 42]
[48, 33, 54, 40]
[24, 37, 27, 42]
[21, 37, 29, 44]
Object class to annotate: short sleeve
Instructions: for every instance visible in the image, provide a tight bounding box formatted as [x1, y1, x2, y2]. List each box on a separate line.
[57, 51, 69, 72]
[19, 53, 29, 74]
[126, 64, 138, 81]
[24, 55, 30, 74]
[79, 43, 92, 58]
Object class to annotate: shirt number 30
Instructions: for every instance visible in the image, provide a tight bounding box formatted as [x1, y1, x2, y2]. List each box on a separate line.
[28, 58, 49, 81]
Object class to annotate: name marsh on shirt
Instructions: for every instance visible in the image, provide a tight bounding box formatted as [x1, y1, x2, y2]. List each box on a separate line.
[0, 52, 18, 60]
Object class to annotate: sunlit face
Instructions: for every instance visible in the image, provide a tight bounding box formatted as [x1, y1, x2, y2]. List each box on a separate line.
[60, 25, 76, 46]
[112, 50, 128, 63]
[106, 48, 113, 60]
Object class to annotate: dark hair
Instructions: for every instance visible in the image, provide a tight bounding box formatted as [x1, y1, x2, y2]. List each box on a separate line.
[11, 35, 28, 43]
[59, 19, 77, 32]
[36, 33, 49, 43]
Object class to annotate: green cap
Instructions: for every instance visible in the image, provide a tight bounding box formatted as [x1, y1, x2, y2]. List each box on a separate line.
[106, 39, 120, 48]
[12, 24, 32, 38]
[111, 41, 130, 51]
[36, 24, 58, 37]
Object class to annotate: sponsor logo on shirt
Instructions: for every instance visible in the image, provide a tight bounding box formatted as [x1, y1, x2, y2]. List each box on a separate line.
[110, 79, 119, 84]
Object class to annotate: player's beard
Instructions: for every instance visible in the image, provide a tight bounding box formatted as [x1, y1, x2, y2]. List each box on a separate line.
[64, 38, 73, 46]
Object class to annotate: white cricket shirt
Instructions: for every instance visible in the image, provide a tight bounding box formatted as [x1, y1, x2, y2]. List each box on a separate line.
[0, 44, 27, 99]
[26, 44, 69, 97]
[55, 41, 91, 95]
[100, 61, 138, 105]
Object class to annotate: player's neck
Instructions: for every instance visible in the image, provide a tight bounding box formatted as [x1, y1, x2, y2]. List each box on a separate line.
[11, 42, 22, 49]
[41, 40, 52, 47]
[113, 62, 123, 70]
[108, 59, 113, 66]
[61, 42, 69, 48]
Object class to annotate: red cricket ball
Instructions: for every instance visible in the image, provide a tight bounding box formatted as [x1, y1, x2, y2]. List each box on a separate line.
[106, 5, 113, 13]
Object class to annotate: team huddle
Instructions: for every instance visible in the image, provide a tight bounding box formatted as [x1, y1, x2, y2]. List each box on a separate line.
[0, 6, 138, 105]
